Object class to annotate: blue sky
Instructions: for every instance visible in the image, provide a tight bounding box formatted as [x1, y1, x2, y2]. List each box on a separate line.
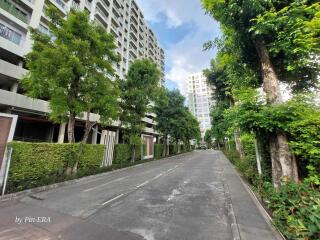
[136, 0, 220, 94]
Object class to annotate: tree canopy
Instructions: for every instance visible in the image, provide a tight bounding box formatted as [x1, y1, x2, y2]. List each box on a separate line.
[202, 0, 320, 186]
[22, 8, 120, 143]
[155, 89, 200, 154]
[119, 59, 161, 162]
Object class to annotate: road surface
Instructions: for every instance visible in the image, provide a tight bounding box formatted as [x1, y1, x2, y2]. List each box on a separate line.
[0, 150, 280, 240]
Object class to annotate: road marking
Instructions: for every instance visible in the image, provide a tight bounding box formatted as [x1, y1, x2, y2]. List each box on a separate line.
[136, 180, 150, 188]
[101, 194, 124, 206]
[101, 163, 183, 207]
[83, 177, 127, 192]
[166, 165, 179, 173]
[152, 173, 163, 180]
[0, 228, 16, 235]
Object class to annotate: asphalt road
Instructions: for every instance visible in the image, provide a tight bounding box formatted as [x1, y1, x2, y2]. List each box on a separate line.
[0, 150, 280, 240]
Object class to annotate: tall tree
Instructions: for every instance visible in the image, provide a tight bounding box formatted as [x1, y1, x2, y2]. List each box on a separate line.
[155, 90, 200, 154]
[22, 7, 120, 145]
[119, 59, 161, 163]
[202, 0, 320, 186]
[22, 8, 120, 175]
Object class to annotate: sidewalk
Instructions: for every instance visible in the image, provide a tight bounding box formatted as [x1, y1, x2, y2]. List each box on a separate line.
[218, 152, 283, 240]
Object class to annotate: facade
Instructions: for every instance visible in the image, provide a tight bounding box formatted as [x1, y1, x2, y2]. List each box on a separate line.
[187, 72, 214, 139]
[0, 0, 164, 145]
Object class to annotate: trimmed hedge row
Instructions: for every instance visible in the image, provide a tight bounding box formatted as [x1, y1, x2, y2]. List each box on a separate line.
[154, 144, 164, 159]
[113, 144, 143, 164]
[7, 142, 105, 193]
[6, 142, 193, 193]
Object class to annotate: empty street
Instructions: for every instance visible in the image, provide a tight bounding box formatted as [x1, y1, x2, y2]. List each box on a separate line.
[0, 151, 280, 240]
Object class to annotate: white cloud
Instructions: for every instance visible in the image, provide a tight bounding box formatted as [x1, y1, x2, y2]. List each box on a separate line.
[136, 0, 220, 95]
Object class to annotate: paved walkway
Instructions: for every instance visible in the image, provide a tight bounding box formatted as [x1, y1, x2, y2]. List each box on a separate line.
[0, 150, 281, 240]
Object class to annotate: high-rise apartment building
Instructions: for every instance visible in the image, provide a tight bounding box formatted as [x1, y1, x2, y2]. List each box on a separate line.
[187, 72, 214, 139]
[0, 0, 164, 143]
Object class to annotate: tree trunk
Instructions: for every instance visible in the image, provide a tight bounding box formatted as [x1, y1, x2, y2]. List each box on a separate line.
[255, 39, 299, 186]
[67, 113, 76, 143]
[163, 135, 167, 157]
[234, 129, 245, 159]
[176, 140, 180, 154]
[64, 113, 76, 176]
[131, 144, 136, 163]
[72, 111, 95, 175]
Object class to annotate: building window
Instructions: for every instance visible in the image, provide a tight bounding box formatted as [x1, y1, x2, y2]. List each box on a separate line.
[0, 23, 22, 45]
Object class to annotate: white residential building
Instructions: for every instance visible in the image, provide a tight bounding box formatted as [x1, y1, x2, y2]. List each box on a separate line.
[187, 72, 214, 139]
[0, 0, 164, 143]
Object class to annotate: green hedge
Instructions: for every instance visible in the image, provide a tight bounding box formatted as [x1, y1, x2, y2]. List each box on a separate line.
[7, 142, 105, 193]
[6, 141, 188, 194]
[154, 144, 164, 159]
[169, 144, 178, 155]
[113, 144, 131, 164]
[113, 144, 143, 164]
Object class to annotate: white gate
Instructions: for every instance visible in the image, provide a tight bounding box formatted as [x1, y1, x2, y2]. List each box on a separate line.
[100, 130, 116, 167]
[0, 113, 17, 188]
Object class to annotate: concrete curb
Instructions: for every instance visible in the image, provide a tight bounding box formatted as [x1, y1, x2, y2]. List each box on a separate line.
[0, 152, 192, 202]
[237, 175, 286, 240]
[223, 182, 241, 240]
[221, 152, 286, 240]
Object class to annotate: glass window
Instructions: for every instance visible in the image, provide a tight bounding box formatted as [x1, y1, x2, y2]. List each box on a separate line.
[0, 23, 22, 45]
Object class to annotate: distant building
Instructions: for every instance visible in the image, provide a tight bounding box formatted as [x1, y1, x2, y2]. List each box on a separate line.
[187, 72, 214, 139]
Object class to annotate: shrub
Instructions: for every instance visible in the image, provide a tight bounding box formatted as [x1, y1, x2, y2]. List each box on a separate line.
[169, 144, 178, 155]
[261, 181, 320, 240]
[154, 144, 164, 159]
[113, 144, 131, 164]
[7, 142, 104, 193]
[224, 137, 320, 240]
[113, 144, 143, 164]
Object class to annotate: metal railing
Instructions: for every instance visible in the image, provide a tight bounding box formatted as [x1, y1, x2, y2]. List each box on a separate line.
[53, 0, 65, 9]
[71, 0, 79, 10]
[0, 0, 28, 23]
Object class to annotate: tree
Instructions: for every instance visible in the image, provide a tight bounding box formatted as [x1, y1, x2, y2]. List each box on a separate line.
[202, 0, 320, 186]
[22, 8, 120, 174]
[155, 89, 200, 154]
[23, 8, 119, 143]
[119, 59, 161, 163]
[204, 129, 213, 148]
[179, 108, 201, 150]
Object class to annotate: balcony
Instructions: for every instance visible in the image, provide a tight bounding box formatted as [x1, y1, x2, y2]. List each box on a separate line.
[97, 0, 110, 11]
[85, 0, 91, 9]
[111, 26, 118, 37]
[112, 6, 120, 18]
[71, 0, 80, 10]
[113, 0, 122, 9]
[130, 14, 138, 26]
[0, 59, 28, 80]
[95, 6, 109, 25]
[130, 31, 137, 42]
[129, 44, 137, 53]
[51, 0, 66, 10]
[0, 0, 28, 23]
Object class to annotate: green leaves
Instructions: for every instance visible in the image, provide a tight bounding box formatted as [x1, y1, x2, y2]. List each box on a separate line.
[154, 89, 200, 143]
[119, 59, 161, 144]
[7, 142, 105, 193]
[251, 2, 320, 91]
[22, 8, 120, 129]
